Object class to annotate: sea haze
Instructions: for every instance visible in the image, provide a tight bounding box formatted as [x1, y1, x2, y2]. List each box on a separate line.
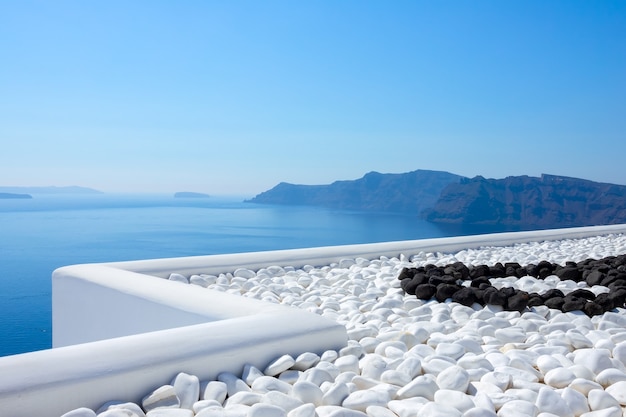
[0, 194, 518, 357]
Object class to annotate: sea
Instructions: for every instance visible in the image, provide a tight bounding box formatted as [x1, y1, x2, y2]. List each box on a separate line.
[0, 194, 515, 357]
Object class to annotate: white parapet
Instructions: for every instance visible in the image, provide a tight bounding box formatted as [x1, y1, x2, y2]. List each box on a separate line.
[1, 223, 626, 417]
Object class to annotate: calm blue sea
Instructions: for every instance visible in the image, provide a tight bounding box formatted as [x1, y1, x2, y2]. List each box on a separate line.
[0, 194, 513, 357]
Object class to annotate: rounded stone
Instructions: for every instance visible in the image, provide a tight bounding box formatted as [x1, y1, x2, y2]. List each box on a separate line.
[588, 389, 621, 410]
[264, 355, 296, 376]
[436, 365, 470, 392]
[605, 380, 626, 405]
[543, 367, 576, 388]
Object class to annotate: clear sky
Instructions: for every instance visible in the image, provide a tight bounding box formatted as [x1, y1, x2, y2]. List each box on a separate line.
[1, 1, 624, 195]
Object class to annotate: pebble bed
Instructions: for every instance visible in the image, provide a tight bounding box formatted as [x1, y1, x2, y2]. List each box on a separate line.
[64, 234, 626, 417]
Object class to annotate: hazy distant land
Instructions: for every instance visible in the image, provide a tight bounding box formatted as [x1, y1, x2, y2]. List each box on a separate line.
[174, 192, 211, 198]
[0, 186, 102, 195]
[0, 192, 32, 199]
[248, 170, 626, 229]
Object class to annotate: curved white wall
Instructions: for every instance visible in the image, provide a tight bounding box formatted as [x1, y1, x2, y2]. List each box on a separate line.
[1, 224, 626, 417]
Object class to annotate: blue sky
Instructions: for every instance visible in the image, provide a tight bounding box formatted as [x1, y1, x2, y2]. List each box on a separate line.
[1, 1, 624, 195]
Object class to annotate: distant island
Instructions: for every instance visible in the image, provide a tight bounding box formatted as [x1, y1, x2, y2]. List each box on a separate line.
[0, 186, 102, 194]
[0, 192, 32, 199]
[174, 192, 211, 198]
[246, 170, 626, 229]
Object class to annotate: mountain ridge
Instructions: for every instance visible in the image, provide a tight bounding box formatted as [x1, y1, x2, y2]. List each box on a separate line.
[247, 170, 626, 228]
[247, 170, 464, 214]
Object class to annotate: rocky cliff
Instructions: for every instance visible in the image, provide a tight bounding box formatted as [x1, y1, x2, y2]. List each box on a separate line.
[424, 174, 626, 227]
[247, 170, 464, 213]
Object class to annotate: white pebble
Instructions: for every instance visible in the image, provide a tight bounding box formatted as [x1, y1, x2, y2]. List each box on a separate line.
[142, 385, 180, 412]
[604, 380, 626, 405]
[171, 372, 199, 410]
[265, 354, 296, 376]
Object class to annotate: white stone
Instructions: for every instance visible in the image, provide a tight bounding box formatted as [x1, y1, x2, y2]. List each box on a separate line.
[595, 368, 626, 387]
[560, 387, 589, 417]
[61, 408, 97, 417]
[578, 407, 623, 417]
[168, 273, 189, 283]
[543, 367, 576, 388]
[251, 376, 292, 394]
[604, 380, 626, 405]
[233, 268, 256, 279]
[613, 342, 626, 367]
[535, 387, 574, 417]
[359, 354, 388, 380]
[171, 372, 199, 410]
[192, 400, 222, 414]
[436, 365, 470, 392]
[97, 402, 146, 417]
[568, 378, 603, 396]
[433, 389, 474, 413]
[265, 354, 296, 376]
[292, 381, 323, 406]
[225, 391, 263, 406]
[480, 372, 512, 391]
[342, 389, 390, 411]
[288, 403, 317, 417]
[365, 405, 397, 417]
[572, 349, 613, 375]
[380, 369, 411, 386]
[303, 368, 334, 386]
[142, 385, 180, 411]
[242, 364, 265, 385]
[262, 391, 304, 412]
[248, 403, 287, 417]
[464, 407, 497, 417]
[293, 352, 321, 371]
[395, 356, 422, 379]
[496, 400, 538, 417]
[418, 402, 462, 417]
[387, 398, 429, 417]
[145, 410, 193, 417]
[396, 375, 438, 400]
[202, 381, 228, 403]
[536, 355, 564, 374]
[435, 343, 465, 360]
[335, 355, 360, 374]
[322, 382, 351, 406]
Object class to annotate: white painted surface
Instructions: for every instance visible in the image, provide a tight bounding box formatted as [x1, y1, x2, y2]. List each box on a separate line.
[1, 224, 626, 417]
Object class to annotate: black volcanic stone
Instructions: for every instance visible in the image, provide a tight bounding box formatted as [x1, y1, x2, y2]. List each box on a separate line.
[556, 267, 583, 282]
[584, 302, 604, 317]
[397, 267, 415, 281]
[609, 288, 626, 307]
[540, 288, 565, 301]
[429, 275, 458, 286]
[451, 287, 477, 306]
[401, 278, 417, 295]
[470, 265, 490, 279]
[435, 284, 462, 302]
[585, 270, 605, 286]
[415, 284, 437, 300]
[568, 289, 596, 301]
[528, 295, 544, 307]
[483, 287, 507, 307]
[507, 291, 530, 312]
[544, 296, 565, 310]
[562, 296, 587, 312]
[525, 264, 539, 277]
[470, 276, 490, 288]
[452, 262, 470, 280]
[594, 293, 615, 312]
